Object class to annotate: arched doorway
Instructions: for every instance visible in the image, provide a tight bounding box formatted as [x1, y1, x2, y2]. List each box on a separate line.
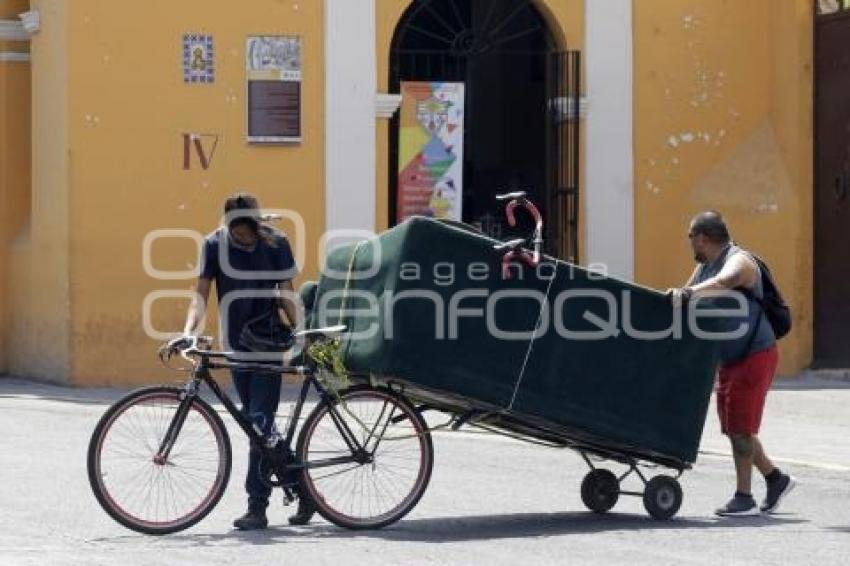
[389, 0, 581, 260]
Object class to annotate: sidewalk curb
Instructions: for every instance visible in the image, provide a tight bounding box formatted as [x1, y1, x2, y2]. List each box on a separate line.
[798, 370, 850, 384]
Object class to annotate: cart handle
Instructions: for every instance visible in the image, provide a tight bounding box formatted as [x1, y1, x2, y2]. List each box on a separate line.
[501, 248, 538, 279]
[495, 192, 544, 277]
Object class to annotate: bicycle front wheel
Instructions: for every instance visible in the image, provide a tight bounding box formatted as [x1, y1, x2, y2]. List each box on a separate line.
[87, 386, 232, 535]
[296, 385, 433, 530]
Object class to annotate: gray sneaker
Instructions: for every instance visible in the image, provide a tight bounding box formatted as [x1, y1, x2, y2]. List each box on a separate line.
[715, 494, 760, 517]
[761, 473, 797, 514]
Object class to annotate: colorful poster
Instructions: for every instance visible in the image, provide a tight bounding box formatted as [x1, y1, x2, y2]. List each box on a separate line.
[246, 36, 302, 143]
[183, 34, 215, 84]
[397, 81, 464, 222]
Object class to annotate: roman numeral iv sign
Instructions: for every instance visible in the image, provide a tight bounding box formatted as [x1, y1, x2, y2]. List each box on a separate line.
[182, 133, 219, 170]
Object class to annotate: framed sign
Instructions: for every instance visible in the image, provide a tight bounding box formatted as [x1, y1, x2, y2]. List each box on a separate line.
[397, 81, 465, 221]
[246, 36, 302, 143]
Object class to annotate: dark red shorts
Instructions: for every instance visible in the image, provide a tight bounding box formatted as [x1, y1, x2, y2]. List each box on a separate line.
[716, 345, 779, 436]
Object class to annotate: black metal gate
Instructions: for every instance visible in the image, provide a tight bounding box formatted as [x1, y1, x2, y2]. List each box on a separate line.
[814, 4, 850, 367]
[389, 0, 582, 261]
[546, 51, 581, 263]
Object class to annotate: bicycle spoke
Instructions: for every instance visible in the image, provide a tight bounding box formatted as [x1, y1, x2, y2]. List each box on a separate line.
[300, 389, 432, 528]
[92, 390, 227, 531]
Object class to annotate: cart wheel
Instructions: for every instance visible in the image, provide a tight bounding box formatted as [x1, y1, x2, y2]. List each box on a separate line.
[580, 469, 620, 514]
[643, 476, 683, 520]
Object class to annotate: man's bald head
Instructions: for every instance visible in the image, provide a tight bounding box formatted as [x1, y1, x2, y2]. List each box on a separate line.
[688, 211, 731, 263]
[690, 211, 731, 245]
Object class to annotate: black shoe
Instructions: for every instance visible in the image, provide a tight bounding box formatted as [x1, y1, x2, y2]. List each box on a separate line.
[715, 493, 760, 517]
[288, 497, 316, 526]
[761, 473, 797, 514]
[233, 508, 268, 530]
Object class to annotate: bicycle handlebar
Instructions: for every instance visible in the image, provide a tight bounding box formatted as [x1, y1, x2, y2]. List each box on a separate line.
[158, 326, 348, 372]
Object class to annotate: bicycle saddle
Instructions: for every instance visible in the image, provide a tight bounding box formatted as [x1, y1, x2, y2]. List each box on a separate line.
[294, 325, 348, 339]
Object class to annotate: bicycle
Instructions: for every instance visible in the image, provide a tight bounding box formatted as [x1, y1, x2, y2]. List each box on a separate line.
[86, 327, 434, 535]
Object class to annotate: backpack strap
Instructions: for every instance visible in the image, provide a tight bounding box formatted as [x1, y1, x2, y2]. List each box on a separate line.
[726, 246, 766, 354]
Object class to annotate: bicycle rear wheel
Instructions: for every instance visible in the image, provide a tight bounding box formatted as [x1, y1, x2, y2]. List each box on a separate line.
[296, 385, 433, 530]
[87, 386, 231, 535]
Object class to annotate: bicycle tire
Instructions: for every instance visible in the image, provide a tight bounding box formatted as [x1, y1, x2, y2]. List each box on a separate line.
[296, 385, 433, 530]
[87, 386, 232, 535]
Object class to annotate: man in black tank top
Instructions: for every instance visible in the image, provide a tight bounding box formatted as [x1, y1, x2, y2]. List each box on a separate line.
[669, 212, 796, 517]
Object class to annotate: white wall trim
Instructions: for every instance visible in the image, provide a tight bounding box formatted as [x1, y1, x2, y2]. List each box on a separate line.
[325, 0, 377, 235]
[0, 19, 28, 41]
[19, 10, 40, 35]
[585, 0, 634, 280]
[376, 93, 403, 119]
[0, 51, 30, 62]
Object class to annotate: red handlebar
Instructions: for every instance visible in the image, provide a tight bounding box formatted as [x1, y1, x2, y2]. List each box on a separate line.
[505, 199, 543, 229]
[501, 249, 538, 279]
[498, 195, 544, 279]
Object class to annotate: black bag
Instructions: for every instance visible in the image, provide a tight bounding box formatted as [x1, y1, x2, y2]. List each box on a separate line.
[238, 309, 294, 352]
[742, 253, 792, 340]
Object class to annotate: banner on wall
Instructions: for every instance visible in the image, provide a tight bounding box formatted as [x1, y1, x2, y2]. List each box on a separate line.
[397, 81, 465, 222]
[246, 36, 302, 143]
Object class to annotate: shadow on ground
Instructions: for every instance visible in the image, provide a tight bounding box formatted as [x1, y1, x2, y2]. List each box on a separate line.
[86, 511, 809, 548]
[824, 526, 850, 534]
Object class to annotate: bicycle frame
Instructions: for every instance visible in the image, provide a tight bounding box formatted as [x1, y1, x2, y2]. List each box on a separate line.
[154, 350, 376, 488]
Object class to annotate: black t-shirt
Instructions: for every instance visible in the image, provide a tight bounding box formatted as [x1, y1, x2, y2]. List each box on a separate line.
[199, 226, 297, 351]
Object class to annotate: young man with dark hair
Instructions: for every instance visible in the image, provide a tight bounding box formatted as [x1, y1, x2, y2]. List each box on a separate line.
[669, 211, 796, 517]
[177, 192, 314, 530]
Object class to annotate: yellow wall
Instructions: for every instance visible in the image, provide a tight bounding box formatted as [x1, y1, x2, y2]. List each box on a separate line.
[374, 0, 585, 233]
[634, 0, 813, 375]
[0, 61, 30, 373]
[0, 0, 25, 17]
[9, 0, 325, 386]
[3, 0, 817, 384]
[0, 0, 31, 375]
[7, 0, 71, 382]
[769, 0, 814, 374]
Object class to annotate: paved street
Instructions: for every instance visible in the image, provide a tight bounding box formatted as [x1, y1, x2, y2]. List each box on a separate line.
[0, 375, 848, 565]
